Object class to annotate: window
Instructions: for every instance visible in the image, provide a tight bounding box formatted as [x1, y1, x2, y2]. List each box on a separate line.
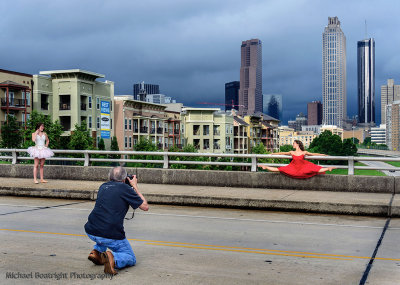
[129, 137, 132, 148]
[124, 136, 128, 148]
[129, 119, 132, 130]
[97, 136, 100, 147]
[88, 116, 92, 128]
[97, 117, 100, 129]
[96, 97, 100, 110]
[110, 118, 112, 130]
[88, 96, 92, 109]
[124, 118, 127, 130]
[26, 92, 31, 105]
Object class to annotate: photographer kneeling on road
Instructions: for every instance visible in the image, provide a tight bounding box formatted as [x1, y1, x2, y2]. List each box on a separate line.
[84, 166, 149, 275]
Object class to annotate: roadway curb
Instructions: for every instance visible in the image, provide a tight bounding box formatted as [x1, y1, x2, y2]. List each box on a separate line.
[0, 186, 397, 217]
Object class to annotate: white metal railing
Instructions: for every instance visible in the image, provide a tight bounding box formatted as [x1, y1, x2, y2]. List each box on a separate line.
[0, 148, 400, 175]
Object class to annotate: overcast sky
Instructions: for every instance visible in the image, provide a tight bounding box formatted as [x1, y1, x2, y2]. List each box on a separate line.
[2, 0, 400, 124]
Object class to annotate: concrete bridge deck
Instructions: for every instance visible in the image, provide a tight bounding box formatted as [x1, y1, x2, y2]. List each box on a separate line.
[0, 177, 398, 217]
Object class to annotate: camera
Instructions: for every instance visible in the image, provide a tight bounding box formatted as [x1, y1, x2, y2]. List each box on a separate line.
[125, 174, 137, 185]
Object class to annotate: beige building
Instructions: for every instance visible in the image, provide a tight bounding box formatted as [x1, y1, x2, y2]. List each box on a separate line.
[0, 69, 33, 131]
[33, 69, 114, 148]
[114, 97, 167, 151]
[278, 126, 317, 148]
[320, 125, 344, 139]
[233, 116, 249, 154]
[181, 108, 234, 153]
[342, 127, 369, 143]
[243, 112, 279, 152]
[386, 101, 400, 151]
[381, 79, 400, 124]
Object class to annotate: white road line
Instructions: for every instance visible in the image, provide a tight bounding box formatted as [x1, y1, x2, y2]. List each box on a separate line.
[1, 203, 399, 230]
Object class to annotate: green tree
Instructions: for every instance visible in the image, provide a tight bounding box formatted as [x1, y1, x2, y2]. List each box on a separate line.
[309, 130, 357, 165]
[363, 137, 372, 145]
[68, 122, 93, 150]
[1, 115, 23, 148]
[279, 144, 293, 152]
[23, 110, 63, 149]
[109, 136, 120, 160]
[128, 138, 161, 168]
[98, 138, 105, 150]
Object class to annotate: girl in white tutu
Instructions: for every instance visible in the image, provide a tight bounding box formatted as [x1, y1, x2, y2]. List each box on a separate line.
[27, 123, 54, 184]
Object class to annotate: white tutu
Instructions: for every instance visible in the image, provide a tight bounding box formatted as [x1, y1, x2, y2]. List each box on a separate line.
[27, 146, 54, 159]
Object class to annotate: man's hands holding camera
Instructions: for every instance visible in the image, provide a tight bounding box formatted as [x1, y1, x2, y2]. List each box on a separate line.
[126, 175, 138, 190]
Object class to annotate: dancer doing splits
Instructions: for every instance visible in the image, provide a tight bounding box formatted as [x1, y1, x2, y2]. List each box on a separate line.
[259, 140, 336, 179]
[27, 123, 54, 184]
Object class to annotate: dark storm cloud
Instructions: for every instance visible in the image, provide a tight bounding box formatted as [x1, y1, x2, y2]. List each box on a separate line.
[2, 0, 400, 124]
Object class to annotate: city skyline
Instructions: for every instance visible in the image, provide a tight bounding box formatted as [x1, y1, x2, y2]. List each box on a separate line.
[2, 0, 400, 124]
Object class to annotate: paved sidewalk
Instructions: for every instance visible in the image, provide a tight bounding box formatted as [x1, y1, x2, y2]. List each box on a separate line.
[0, 177, 397, 217]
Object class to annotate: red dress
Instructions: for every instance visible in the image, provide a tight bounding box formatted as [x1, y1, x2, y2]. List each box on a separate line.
[278, 154, 324, 179]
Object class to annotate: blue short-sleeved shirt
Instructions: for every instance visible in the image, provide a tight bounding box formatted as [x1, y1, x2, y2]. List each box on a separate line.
[84, 181, 143, 240]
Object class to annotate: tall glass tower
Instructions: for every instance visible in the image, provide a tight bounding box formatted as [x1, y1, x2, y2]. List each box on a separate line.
[357, 38, 375, 125]
[322, 17, 346, 127]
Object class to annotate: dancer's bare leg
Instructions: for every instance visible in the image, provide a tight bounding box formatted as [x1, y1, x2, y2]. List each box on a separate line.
[40, 159, 47, 183]
[319, 167, 336, 173]
[33, 158, 39, 184]
[259, 165, 280, 172]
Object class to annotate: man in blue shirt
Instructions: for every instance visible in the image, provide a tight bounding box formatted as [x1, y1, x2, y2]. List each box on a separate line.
[85, 166, 149, 275]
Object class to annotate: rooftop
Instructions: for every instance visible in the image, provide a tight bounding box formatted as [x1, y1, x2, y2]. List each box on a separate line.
[39, 69, 105, 78]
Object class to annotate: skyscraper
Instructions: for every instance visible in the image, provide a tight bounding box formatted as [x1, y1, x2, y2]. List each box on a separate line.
[322, 17, 347, 127]
[225, 81, 240, 111]
[357, 38, 375, 125]
[263, 94, 282, 121]
[133, 82, 160, 99]
[381, 79, 400, 124]
[239, 39, 262, 116]
[307, 101, 323, 125]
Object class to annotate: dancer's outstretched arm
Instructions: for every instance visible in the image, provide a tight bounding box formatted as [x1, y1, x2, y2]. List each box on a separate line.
[272, 151, 291, 155]
[304, 151, 327, 156]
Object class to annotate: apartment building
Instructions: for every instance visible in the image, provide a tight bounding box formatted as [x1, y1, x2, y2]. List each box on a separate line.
[114, 97, 167, 151]
[278, 126, 317, 148]
[0, 69, 33, 131]
[32, 69, 114, 148]
[243, 112, 279, 152]
[181, 108, 234, 153]
[233, 116, 249, 154]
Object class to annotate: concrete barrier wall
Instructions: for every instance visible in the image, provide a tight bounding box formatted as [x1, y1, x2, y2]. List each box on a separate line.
[0, 164, 395, 193]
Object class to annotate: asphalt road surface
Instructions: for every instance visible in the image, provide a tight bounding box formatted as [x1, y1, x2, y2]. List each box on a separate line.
[0, 197, 399, 284]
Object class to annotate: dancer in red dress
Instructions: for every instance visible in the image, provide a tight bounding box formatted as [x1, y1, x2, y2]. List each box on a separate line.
[259, 140, 335, 179]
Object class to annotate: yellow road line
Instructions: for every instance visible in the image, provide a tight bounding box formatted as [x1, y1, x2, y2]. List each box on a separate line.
[144, 242, 353, 260]
[2, 228, 399, 262]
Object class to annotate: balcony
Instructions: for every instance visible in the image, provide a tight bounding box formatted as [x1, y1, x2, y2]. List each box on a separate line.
[59, 103, 71, 110]
[81, 103, 87, 111]
[174, 129, 180, 135]
[213, 144, 220, 150]
[213, 130, 220, 136]
[157, 128, 163, 134]
[41, 102, 49, 111]
[150, 128, 156, 134]
[1, 99, 29, 109]
[133, 127, 138, 133]
[140, 127, 148, 133]
[2, 121, 25, 128]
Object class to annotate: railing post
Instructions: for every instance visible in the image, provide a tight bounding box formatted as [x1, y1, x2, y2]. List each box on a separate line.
[12, 149, 17, 165]
[84, 151, 89, 167]
[251, 156, 257, 172]
[163, 153, 169, 169]
[348, 156, 354, 175]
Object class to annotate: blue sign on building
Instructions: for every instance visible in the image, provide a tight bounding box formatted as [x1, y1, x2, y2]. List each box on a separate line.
[101, 101, 110, 139]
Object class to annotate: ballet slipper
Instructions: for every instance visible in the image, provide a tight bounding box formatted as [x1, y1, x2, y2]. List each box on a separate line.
[41, 180, 48, 183]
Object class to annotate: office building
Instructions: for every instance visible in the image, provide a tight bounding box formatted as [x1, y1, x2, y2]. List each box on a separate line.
[0, 69, 33, 131]
[146, 94, 175, 104]
[288, 112, 307, 132]
[225, 81, 240, 111]
[381, 79, 400, 124]
[239, 39, 262, 116]
[263, 94, 282, 122]
[371, 125, 386, 145]
[307, 101, 322, 125]
[33, 69, 114, 148]
[322, 17, 347, 127]
[133, 82, 159, 99]
[357, 38, 375, 125]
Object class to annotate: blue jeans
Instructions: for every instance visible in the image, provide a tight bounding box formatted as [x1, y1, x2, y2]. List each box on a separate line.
[86, 233, 136, 269]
